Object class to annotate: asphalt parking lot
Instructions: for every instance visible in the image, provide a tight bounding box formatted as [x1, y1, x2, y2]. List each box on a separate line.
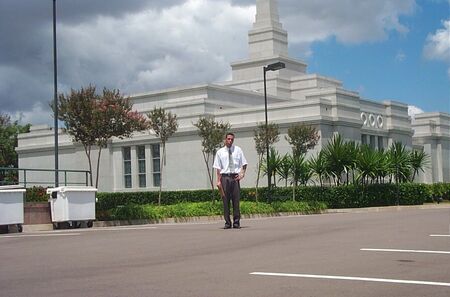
[1, 207, 450, 297]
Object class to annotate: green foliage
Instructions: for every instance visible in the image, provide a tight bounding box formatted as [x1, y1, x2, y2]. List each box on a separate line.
[55, 85, 148, 187]
[253, 122, 280, 201]
[253, 122, 280, 155]
[25, 186, 48, 202]
[271, 200, 326, 213]
[194, 117, 231, 156]
[100, 200, 326, 221]
[322, 134, 348, 185]
[265, 183, 429, 208]
[425, 183, 450, 201]
[277, 154, 291, 187]
[0, 113, 30, 183]
[96, 189, 223, 211]
[262, 147, 282, 187]
[146, 107, 178, 205]
[388, 142, 412, 184]
[410, 149, 430, 181]
[193, 116, 231, 194]
[97, 183, 444, 221]
[308, 151, 328, 187]
[285, 124, 320, 156]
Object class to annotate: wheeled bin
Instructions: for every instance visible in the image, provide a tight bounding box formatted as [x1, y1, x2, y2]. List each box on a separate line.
[0, 185, 26, 233]
[47, 186, 97, 229]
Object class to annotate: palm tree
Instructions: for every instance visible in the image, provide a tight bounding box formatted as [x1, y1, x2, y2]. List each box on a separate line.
[356, 145, 378, 185]
[289, 154, 311, 201]
[277, 154, 292, 187]
[323, 134, 347, 185]
[387, 142, 412, 205]
[308, 151, 328, 187]
[345, 141, 359, 184]
[373, 149, 390, 183]
[262, 147, 282, 188]
[409, 149, 430, 181]
[387, 142, 411, 184]
[253, 123, 280, 201]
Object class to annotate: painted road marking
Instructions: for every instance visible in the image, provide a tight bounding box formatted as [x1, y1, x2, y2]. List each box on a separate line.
[430, 234, 450, 237]
[0, 233, 81, 238]
[34, 226, 158, 233]
[93, 226, 157, 231]
[250, 272, 450, 287]
[361, 248, 450, 255]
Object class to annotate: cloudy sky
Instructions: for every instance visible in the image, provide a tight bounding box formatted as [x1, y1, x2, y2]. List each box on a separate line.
[1, 0, 449, 126]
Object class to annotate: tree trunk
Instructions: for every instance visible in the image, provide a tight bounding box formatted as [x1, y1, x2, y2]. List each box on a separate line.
[95, 146, 103, 188]
[292, 180, 297, 201]
[202, 151, 214, 191]
[255, 154, 263, 202]
[83, 145, 93, 186]
[158, 156, 163, 206]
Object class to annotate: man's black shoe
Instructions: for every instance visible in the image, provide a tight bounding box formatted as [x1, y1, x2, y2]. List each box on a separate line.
[233, 224, 240, 229]
[224, 224, 232, 229]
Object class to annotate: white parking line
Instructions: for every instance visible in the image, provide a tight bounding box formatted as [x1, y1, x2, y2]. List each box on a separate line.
[361, 248, 450, 255]
[34, 226, 158, 233]
[250, 272, 450, 287]
[95, 226, 157, 231]
[1, 233, 81, 238]
[430, 234, 450, 237]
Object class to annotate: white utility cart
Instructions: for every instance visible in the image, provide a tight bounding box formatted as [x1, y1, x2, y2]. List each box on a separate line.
[0, 185, 26, 233]
[47, 186, 97, 229]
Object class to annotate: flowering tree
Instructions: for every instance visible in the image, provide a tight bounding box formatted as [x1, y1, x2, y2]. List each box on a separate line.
[286, 124, 320, 157]
[147, 107, 178, 205]
[194, 116, 230, 199]
[55, 85, 148, 188]
[253, 122, 279, 201]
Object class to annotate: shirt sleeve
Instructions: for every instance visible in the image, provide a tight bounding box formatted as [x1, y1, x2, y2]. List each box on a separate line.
[213, 150, 222, 170]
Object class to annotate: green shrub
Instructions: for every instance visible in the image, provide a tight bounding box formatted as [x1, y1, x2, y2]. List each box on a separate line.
[97, 183, 445, 215]
[100, 200, 325, 221]
[25, 186, 48, 202]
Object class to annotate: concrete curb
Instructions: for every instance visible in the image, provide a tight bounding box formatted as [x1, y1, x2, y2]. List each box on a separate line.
[325, 203, 450, 214]
[23, 224, 54, 232]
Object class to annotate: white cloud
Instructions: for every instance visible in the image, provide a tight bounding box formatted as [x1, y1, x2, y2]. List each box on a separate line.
[423, 19, 450, 79]
[408, 105, 424, 120]
[10, 102, 53, 126]
[56, 0, 254, 96]
[395, 50, 406, 62]
[423, 19, 450, 61]
[282, 0, 416, 47]
[0, 0, 423, 125]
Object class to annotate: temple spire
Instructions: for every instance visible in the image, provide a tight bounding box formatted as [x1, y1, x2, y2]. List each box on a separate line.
[253, 0, 282, 30]
[248, 0, 288, 58]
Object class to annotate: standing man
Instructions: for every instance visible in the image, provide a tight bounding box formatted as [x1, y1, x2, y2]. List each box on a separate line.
[213, 132, 248, 229]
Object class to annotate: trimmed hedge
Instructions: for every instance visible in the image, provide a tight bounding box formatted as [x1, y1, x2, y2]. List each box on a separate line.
[100, 200, 327, 221]
[96, 182, 447, 212]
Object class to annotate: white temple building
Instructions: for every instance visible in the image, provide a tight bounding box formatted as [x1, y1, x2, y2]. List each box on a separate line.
[17, 0, 450, 191]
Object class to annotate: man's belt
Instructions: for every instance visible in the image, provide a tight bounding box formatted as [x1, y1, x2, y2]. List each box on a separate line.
[222, 173, 238, 177]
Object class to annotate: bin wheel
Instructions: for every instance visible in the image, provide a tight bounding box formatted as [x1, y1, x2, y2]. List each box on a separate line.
[53, 223, 59, 230]
[87, 221, 93, 228]
[17, 224, 23, 233]
[70, 221, 80, 229]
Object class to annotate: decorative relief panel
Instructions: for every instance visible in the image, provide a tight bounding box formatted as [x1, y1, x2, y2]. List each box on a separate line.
[361, 112, 383, 129]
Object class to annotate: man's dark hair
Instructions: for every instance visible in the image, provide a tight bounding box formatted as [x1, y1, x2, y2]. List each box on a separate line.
[226, 132, 235, 138]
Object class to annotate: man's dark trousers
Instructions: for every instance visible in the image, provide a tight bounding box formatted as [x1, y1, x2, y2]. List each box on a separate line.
[221, 175, 240, 226]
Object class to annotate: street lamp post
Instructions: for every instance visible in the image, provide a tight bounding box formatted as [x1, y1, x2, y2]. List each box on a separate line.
[263, 62, 285, 199]
[53, 0, 59, 187]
